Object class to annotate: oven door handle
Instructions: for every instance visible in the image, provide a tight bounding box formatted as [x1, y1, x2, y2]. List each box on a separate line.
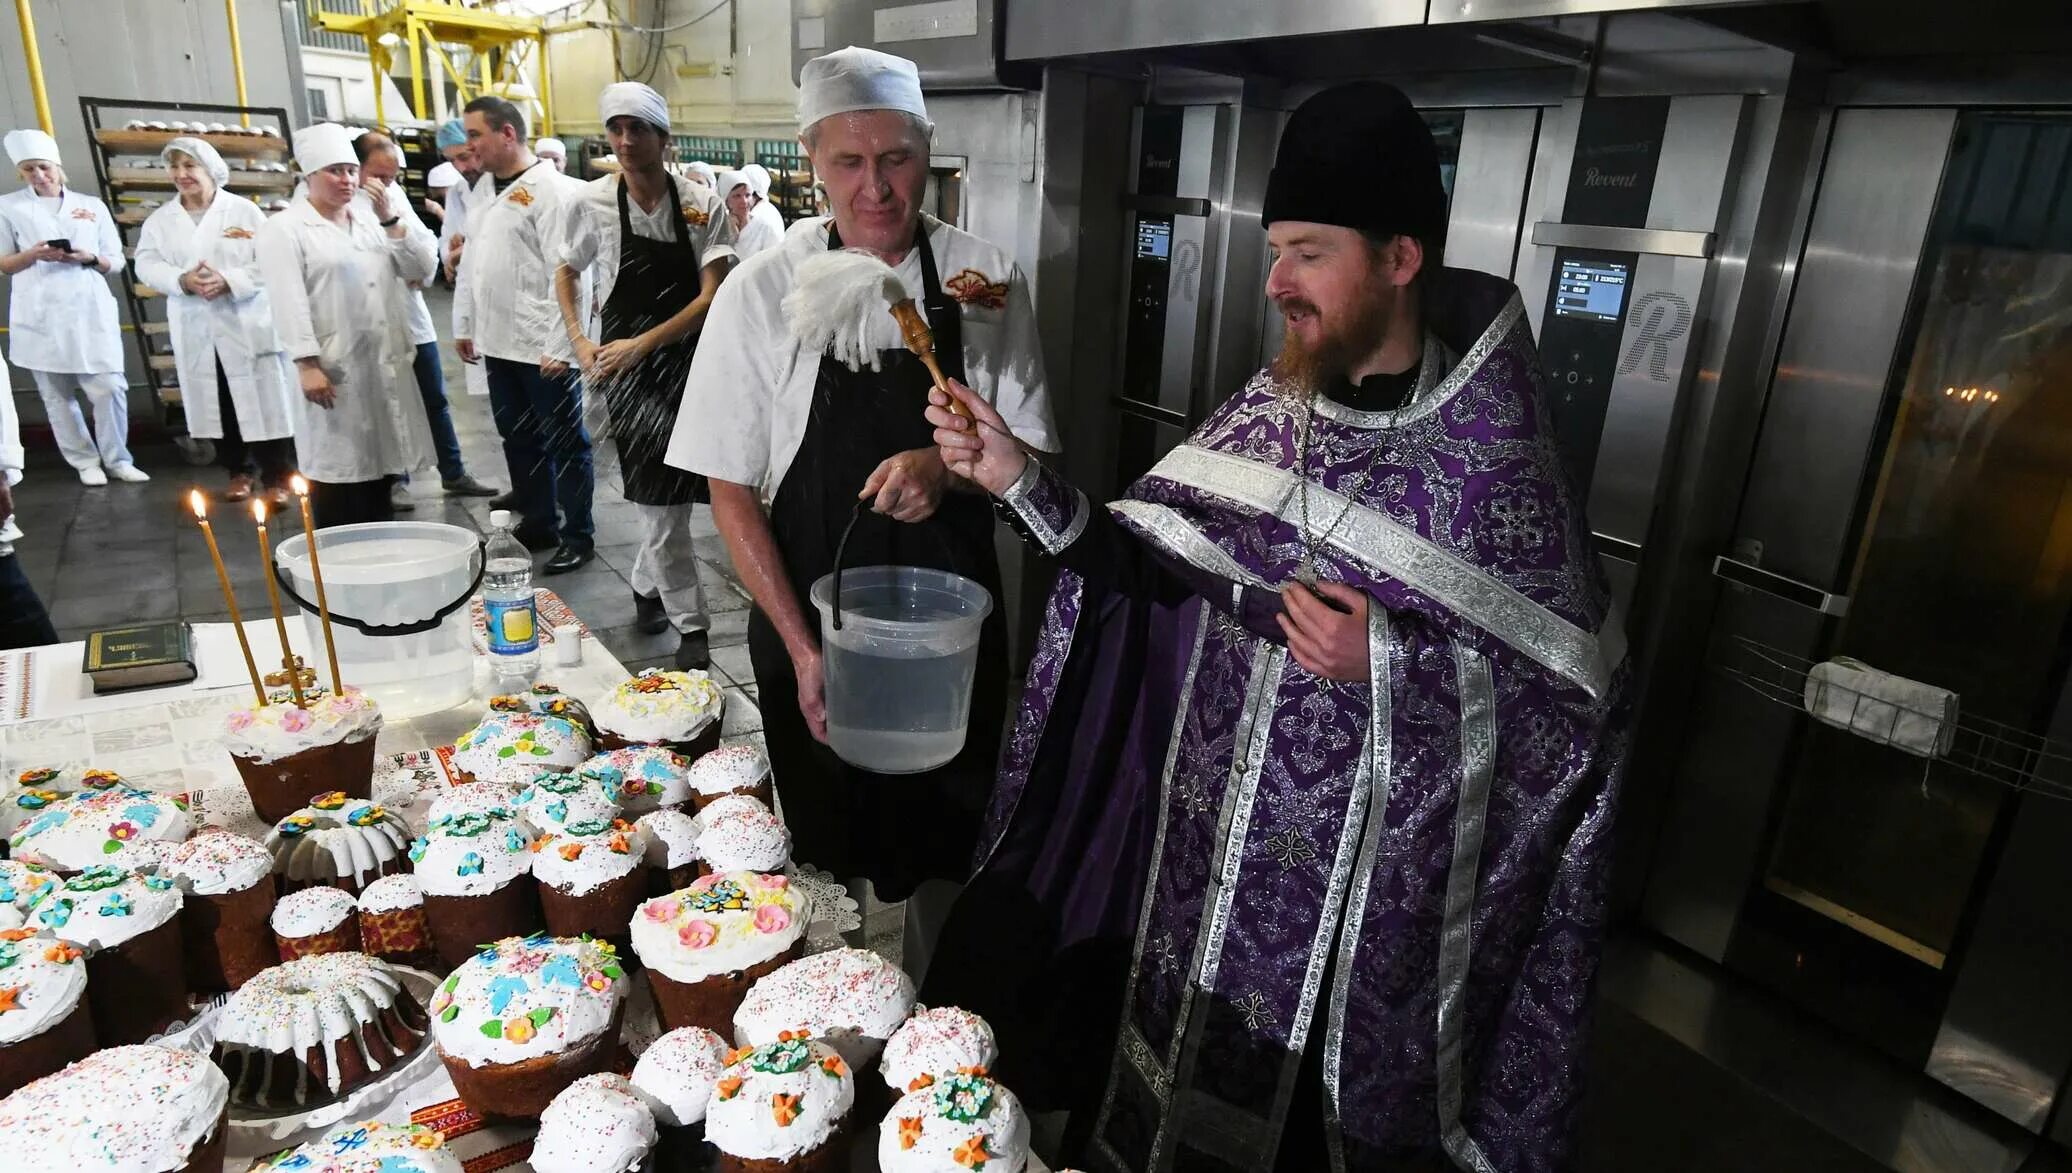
[1712, 555, 1852, 617]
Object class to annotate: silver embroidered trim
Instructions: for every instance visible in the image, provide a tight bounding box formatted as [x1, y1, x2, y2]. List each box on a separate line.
[1312, 297, 1524, 430]
[1094, 609, 1213, 1150]
[1437, 645, 1498, 1173]
[1309, 330, 1454, 429]
[1056, 484, 1092, 550]
[1001, 459, 1083, 555]
[1147, 444, 1617, 699]
[1324, 606, 1393, 1173]
[972, 575, 1086, 873]
[1112, 499, 1272, 589]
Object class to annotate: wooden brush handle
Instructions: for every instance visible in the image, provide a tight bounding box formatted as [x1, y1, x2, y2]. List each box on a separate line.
[892, 298, 970, 420]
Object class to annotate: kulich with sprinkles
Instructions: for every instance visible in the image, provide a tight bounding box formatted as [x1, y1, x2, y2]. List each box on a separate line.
[879, 1006, 999, 1093]
[705, 1034, 856, 1173]
[531, 816, 648, 952]
[409, 804, 540, 970]
[258, 1119, 461, 1173]
[223, 685, 384, 823]
[0, 1044, 231, 1172]
[734, 947, 916, 1073]
[450, 711, 596, 790]
[513, 768, 623, 834]
[631, 871, 810, 1039]
[0, 767, 131, 842]
[591, 668, 726, 758]
[355, 873, 434, 967]
[7, 783, 193, 873]
[580, 745, 696, 816]
[264, 790, 414, 897]
[425, 779, 524, 822]
[0, 926, 95, 1096]
[270, 885, 362, 959]
[32, 864, 191, 1045]
[878, 1068, 1032, 1173]
[684, 742, 775, 812]
[531, 1072, 659, 1173]
[164, 829, 279, 991]
[429, 933, 630, 1119]
[630, 1024, 731, 1130]
[636, 808, 702, 895]
[213, 951, 429, 1109]
[694, 793, 793, 874]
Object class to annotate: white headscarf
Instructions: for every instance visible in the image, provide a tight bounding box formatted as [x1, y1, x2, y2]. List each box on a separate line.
[741, 162, 772, 201]
[427, 161, 461, 190]
[796, 46, 928, 132]
[292, 123, 357, 174]
[161, 136, 229, 186]
[535, 137, 566, 159]
[684, 160, 716, 189]
[4, 129, 60, 167]
[715, 169, 749, 200]
[599, 81, 671, 134]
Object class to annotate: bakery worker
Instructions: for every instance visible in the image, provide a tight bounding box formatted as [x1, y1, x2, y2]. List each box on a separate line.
[739, 161, 787, 238]
[0, 128, 148, 485]
[255, 123, 438, 527]
[423, 159, 458, 226]
[432, 119, 491, 406]
[132, 136, 298, 504]
[668, 46, 1059, 972]
[684, 160, 716, 192]
[552, 81, 737, 670]
[535, 137, 568, 174]
[715, 168, 781, 263]
[454, 96, 596, 573]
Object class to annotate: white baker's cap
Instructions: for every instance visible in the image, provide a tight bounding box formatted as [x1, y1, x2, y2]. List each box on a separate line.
[427, 161, 461, 189]
[4, 129, 60, 166]
[796, 46, 927, 133]
[293, 123, 357, 173]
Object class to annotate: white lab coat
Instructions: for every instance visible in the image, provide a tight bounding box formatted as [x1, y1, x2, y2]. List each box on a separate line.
[750, 198, 784, 240]
[452, 162, 587, 364]
[351, 186, 437, 346]
[132, 190, 297, 441]
[254, 195, 437, 483]
[669, 214, 1060, 499]
[0, 187, 126, 374]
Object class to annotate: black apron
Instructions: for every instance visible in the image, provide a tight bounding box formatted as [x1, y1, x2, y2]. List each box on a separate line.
[747, 225, 1008, 901]
[600, 176, 705, 506]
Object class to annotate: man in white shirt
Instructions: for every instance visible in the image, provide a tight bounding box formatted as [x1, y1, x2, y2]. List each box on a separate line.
[668, 46, 1058, 969]
[454, 96, 596, 573]
[553, 82, 736, 670]
[352, 130, 499, 507]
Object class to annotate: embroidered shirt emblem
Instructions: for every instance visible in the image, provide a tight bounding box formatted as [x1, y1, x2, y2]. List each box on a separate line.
[945, 268, 1007, 310]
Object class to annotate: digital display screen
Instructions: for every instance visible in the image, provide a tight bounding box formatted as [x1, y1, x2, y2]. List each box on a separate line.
[1136, 219, 1172, 261]
[1553, 258, 1630, 322]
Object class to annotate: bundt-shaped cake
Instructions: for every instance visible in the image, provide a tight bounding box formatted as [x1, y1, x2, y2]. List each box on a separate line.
[264, 790, 414, 895]
[212, 951, 429, 1108]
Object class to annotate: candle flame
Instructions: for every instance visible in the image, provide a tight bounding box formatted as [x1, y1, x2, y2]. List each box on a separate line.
[252, 499, 266, 524]
[290, 474, 309, 495]
[189, 489, 206, 519]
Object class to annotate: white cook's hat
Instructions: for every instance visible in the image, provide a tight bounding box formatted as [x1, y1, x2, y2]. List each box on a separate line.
[796, 46, 928, 132]
[741, 162, 772, 200]
[161, 136, 229, 186]
[5, 129, 60, 166]
[535, 137, 566, 157]
[426, 161, 461, 189]
[600, 81, 671, 134]
[715, 168, 749, 198]
[293, 123, 358, 173]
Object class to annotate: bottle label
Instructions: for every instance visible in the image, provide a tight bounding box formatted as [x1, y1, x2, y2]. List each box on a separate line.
[485, 596, 539, 656]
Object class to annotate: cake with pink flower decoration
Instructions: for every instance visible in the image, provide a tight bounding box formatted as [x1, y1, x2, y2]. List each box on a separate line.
[222, 686, 383, 823]
[734, 947, 916, 1072]
[631, 871, 809, 1039]
[428, 933, 629, 1119]
[7, 783, 192, 872]
[0, 1044, 231, 1173]
[263, 790, 414, 896]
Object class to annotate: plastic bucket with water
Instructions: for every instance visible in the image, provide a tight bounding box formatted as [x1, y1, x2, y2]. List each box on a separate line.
[809, 564, 993, 775]
[273, 522, 484, 719]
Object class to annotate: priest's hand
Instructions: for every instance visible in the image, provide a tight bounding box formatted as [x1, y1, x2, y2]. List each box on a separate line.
[861, 447, 949, 523]
[1279, 582, 1370, 681]
[927, 379, 1027, 495]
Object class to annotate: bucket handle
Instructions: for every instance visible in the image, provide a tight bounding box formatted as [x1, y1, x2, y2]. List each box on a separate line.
[271, 539, 487, 637]
[827, 499, 961, 633]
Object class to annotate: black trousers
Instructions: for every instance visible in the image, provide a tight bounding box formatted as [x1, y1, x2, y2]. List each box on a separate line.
[309, 479, 394, 529]
[215, 361, 295, 484]
[0, 554, 57, 649]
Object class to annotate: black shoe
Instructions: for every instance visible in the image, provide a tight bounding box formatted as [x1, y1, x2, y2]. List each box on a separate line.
[443, 475, 501, 498]
[674, 630, 710, 670]
[488, 490, 519, 511]
[544, 545, 595, 575]
[634, 591, 670, 635]
[513, 526, 559, 552]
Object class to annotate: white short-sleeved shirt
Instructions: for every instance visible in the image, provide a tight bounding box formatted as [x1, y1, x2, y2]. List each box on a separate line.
[667, 214, 1058, 499]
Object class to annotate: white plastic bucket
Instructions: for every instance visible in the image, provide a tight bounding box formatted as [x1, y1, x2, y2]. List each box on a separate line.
[273, 522, 483, 719]
[809, 565, 993, 775]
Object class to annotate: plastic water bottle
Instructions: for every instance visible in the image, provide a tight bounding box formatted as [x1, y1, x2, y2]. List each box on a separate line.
[483, 509, 539, 685]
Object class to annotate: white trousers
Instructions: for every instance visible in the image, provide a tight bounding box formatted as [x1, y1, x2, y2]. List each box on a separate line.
[31, 371, 132, 472]
[630, 502, 709, 633]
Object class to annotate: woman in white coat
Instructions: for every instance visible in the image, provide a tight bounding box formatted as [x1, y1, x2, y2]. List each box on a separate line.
[717, 168, 781, 262]
[133, 137, 298, 504]
[0, 128, 146, 486]
[255, 123, 436, 528]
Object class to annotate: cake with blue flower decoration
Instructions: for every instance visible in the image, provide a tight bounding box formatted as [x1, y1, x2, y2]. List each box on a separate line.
[0, 766, 130, 842]
[580, 745, 696, 815]
[28, 864, 189, 1044]
[428, 933, 629, 1119]
[213, 951, 427, 1109]
[7, 782, 192, 873]
[255, 1118, 461, 1173]
[512, 768, 623, 834]
[264, 789, 414, 897]
[409, 805, 539, 970]
[451, 711, 594, 790]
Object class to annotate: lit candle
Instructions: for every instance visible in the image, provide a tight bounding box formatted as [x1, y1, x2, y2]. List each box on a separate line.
[252, 499, 307, 708]
[289, 475, 343, 694]
[190, 490, 266, 706]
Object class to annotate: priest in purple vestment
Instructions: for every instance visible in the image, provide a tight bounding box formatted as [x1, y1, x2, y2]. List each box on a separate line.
[920, 82, 1630, 1173]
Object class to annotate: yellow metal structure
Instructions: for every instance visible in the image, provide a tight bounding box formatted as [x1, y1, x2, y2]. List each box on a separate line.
[224, 0, 251, 125]
[14, 0, 52, 135]
[308, 0, 556, 132]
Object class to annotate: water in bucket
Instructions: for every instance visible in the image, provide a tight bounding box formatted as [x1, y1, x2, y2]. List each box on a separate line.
[809, 565, 993, 775]
[274, 522, 482, 718]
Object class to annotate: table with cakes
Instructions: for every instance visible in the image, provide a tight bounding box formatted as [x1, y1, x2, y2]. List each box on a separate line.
[0, 611, 1049, 1173]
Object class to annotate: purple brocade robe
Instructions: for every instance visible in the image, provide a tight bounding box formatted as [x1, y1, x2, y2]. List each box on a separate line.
[938, 270, 1629, 1172]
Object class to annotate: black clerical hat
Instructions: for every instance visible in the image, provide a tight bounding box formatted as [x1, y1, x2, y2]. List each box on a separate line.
[1260, 82, 1447, 247]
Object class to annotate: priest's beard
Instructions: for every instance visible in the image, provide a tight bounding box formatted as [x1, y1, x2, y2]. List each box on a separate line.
[1271, 274, 1398, 400]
